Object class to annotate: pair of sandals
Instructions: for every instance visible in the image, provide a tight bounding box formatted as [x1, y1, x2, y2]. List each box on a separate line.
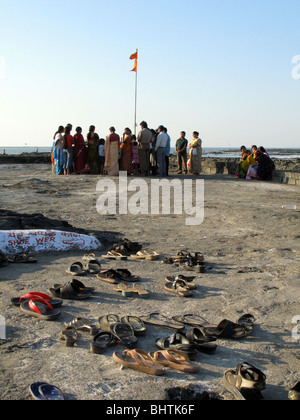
[113, 349, 199, 376]
[59, 317, 99, 347]
[49, 279, 95, 300]
[66, 260, 101, 276]
[172, 313, 255, 340]
[156, 328, 217, 356]
[107, 238, 143, 257]
[97, 269, 140, 284]
[91, 314, 146, 353]
[0, 251, 37, 266]
[164, 275, 197, 297]
[29, 382, 64, 400]
[113, 282, 149, 299]
[163, 250, 205, 273]
[11, 292, 62, 321]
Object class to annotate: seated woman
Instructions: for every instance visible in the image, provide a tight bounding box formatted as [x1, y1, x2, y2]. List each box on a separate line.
[235, 146, 251, 178]
[256, 147, 275, 180]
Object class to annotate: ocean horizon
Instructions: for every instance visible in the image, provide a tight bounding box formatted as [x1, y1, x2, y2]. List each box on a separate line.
[1, 146, 300, 160]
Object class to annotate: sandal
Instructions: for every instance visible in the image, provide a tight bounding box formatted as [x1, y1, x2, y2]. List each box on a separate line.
[20, 297, 61, 321]
[66, 262, 86, 276]
[120, 316, 146, 335]
[200, 316, 254, 340]
[113, 282, 133, 297]
[165, 275, 197, 290]
[110, 322, 138, 349]
[59, 326, 78, 347]
[49, 281, 92, 300]
[7, 253, 37, 264]
[90, 331, 117, 354]
[164, 279, 193, 297]
[131, 250, 160, 261]
[129, 283, 149, 299]
[53, 279, 95, 294]
[223, 362, 266, 400]
[84, 260, 101, 274]
[156, 332, 196, 355]
[64, 317, 98, 335]
[115, 269, 140, 282]
[139, 312, 185, 331]
[99, 314, 120, 332]
[29, 382, 64, 400]
[82, 253, 96, 261]
[185, 327, 218, 354]
[113, 349, 165, 376]
[102, 251, 127, 260]
[172, 313, 209, 327]
[11, 292, 63, 309]
[149, 350, 199, 373]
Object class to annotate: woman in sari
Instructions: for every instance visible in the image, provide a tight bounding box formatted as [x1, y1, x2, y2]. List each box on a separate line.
[120, 127, 133, 174]
[235, 146, 251, 178]
[52, 125, 64, 175]
[188, 131, 202, 175]
[256, 148, 275, 180]
[73, 126, 86, 174]
[87, 125, 100, 174]
[105, 126, 120, 176]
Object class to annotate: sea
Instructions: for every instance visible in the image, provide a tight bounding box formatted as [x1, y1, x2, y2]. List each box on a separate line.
[1, 147, 299, 160]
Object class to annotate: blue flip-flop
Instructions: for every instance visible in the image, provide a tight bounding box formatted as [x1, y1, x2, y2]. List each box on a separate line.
[29, 382, 64, 400]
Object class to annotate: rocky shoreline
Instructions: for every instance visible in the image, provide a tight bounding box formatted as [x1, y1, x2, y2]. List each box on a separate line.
[1, 153, 299, 174]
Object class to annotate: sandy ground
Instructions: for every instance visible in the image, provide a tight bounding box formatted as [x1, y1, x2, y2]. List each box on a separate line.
[0, 163, 299, 401]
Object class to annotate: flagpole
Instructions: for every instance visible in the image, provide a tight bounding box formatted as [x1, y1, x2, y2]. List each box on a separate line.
[134, 49, 138, 136]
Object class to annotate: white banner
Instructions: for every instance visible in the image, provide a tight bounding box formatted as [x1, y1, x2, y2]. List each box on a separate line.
[0, 230, 101, 254]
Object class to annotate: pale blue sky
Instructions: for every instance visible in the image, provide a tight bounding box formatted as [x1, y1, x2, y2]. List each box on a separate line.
[0, 0, 299, 148]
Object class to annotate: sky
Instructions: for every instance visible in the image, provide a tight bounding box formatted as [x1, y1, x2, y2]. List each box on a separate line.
[0, 0, 299, 149]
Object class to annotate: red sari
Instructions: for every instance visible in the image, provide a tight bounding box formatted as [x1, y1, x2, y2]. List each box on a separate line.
[120, 134, 133, 174]
[73, 133, 86, 173]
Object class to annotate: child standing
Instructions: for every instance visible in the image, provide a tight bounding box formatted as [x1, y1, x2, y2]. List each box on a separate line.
[132, 139, 139, 176]
[98, 138, 105, 175]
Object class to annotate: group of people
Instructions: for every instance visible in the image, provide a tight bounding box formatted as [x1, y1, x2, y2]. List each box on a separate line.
[235, 145, 275, 181]
[51, 122, 203, 177]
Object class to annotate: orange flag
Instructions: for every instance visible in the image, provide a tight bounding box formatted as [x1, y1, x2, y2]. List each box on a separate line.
[130, 51, 138, 72]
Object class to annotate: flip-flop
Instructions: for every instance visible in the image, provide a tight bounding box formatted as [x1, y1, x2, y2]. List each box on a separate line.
[11, 292, 63, 309]
[165, 275, 197, 290]
[156, 332, 196, 355]
[20, 297, 61, 321]
[130, 283, 149, 299]
[102, 251, 128, 260]
[7, 253, 37, 264]
[66, 262, 86, 276]
[38, 383, 65, 400]
[49, 282, 92, 300]
[164, 279, 193, 297]
[82, 253, 96, 261]
[172, 313, 210, 327]
[130, 250, 160, 261]
[113, 349, 165, 376]
[121, 316, 146, 336]
[139, 313, 185, 331]
[90, 331, 117, 354]
[98, 314, 121, 332]
[113, 282, 133, 298]
[110, 322, 138, 349]
[223, 362, 266, 400]
[149, 350, 199, 373]
[59, 326, 78, 347]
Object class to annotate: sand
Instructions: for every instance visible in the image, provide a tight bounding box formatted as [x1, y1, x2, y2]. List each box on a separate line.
[0, 163, 299, 400]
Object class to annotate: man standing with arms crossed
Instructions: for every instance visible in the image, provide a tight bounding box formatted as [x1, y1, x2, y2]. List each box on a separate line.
[137, 121, 153, 176]
[176, 131, 188, 175]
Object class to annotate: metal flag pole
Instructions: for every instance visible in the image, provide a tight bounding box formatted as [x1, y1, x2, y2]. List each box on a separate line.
[134, 49, 138, 136]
